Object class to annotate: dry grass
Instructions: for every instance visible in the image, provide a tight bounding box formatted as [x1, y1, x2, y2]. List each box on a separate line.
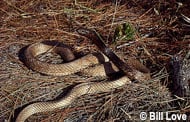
[0, 0, 189, 122]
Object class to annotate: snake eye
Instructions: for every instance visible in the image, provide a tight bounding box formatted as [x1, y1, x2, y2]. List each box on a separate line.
[76, 28, 89, 35]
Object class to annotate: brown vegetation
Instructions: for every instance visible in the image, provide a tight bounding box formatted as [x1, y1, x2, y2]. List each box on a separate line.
[0, 0, 189, 121]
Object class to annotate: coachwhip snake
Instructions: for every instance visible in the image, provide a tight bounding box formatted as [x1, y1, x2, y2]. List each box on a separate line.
[16, 28, 151, 122]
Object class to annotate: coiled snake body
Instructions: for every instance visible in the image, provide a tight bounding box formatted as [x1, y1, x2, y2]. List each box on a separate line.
[16, 32, 150, 122]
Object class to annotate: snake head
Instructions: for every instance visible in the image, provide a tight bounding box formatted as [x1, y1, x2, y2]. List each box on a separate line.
[76, 27, 95, 37]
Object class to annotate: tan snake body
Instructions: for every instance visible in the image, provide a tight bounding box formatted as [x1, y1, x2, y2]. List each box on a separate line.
[16, 41, 150, 122]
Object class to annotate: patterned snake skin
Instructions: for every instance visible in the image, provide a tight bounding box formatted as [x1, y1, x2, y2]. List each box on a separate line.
[16, 40, 150, 122]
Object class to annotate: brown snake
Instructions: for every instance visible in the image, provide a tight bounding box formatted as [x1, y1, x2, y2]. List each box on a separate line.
[16, 29, 151, 122]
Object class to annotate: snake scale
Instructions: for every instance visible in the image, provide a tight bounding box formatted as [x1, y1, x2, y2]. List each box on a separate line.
[16, 29, 151, 122]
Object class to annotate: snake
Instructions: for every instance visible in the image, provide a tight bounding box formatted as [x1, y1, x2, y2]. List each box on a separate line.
[16, 29, 151, 122]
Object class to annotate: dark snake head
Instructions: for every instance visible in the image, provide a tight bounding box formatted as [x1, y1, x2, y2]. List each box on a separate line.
[76, 27, 94, 37]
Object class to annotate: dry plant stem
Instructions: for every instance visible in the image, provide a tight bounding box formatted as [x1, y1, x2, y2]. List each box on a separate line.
[0, 0, 188, 122]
